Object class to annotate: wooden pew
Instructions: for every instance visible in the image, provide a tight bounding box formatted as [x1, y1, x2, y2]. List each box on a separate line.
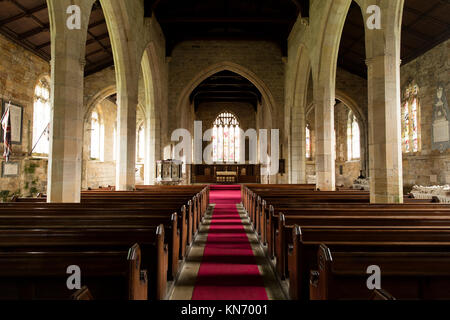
[71, 287, 94, 300]
[288, 225, 450, 300]
[0, 243, 148, 300]
[0, 208, 179, 281]
[310, 244, 450, 300]
[276, 210, 450, 279]
[12, 186, 210, 248]
[371, 289, 396, 300]
[2, 201, 190, 260]
[0, 226, 167, 300]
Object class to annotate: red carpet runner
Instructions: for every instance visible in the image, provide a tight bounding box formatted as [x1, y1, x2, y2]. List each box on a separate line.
[192, 185, 268, 300]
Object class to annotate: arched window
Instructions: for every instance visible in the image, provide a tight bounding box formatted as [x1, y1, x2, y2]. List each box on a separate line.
[90, 110, 104, 161]
[347, 112, 361, 160]
[137, 124, 145, 162]
[32, 78, 51, 155]
[402, 82, 420, 153]
[306, 124, 311, 159]
[212, 112, 240, 163]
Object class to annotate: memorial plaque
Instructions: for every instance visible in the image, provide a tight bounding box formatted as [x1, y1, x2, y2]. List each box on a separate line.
[433, 120, 449, 143]
[2, 162, 19, 177]
[432, 84, 450, 151]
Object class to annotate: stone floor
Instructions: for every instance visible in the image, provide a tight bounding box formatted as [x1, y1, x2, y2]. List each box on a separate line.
[168, 203, 287, 300]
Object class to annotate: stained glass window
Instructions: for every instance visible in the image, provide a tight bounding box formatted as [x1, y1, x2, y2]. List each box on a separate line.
[347, 112, 361, 160]
[212, 112, 240, 163]
[32, 78, 51, 155]
[306, 125, 311, 159]
[402, 83, 420, 153]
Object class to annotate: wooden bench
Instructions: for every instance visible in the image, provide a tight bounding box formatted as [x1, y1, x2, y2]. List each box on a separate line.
[288, 225, 450, 300]
[276, 210, 450, 279]
[0, 243, 148, 300]
[0, 208, 179, 280]
[0, 225, 167, 300]
[310, 244, 450, 300]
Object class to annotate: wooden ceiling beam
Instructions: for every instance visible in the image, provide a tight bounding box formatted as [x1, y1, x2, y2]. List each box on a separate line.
[18, 23, 49, 39]
[403, 5, 450, 28]
[87, 30, 112, 57]
[404, 2, 446, 29]
[0, 25, 50, 61]
[84, 59, 115, 77]
[0, 3, 47, 26]
[9, 0, 47, 29]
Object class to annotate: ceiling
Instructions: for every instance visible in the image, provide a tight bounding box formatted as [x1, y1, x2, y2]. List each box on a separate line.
[339, 0, 450, 78]
[0, 0, 448, 79]
[148, 0, 307, 56]
[0, 0, 112, 76]
[190, 70, 262, 110]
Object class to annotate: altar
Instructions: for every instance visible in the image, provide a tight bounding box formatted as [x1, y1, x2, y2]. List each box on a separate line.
[191, 164, 261, 184]
[216, 171, 238, 183]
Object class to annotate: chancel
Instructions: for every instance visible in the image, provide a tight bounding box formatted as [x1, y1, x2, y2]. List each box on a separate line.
[0, 0, 449, 302]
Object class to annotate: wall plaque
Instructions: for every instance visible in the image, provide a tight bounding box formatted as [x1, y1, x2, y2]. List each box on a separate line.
[432, 83, 450, 152]
[2, 161, 19, 177]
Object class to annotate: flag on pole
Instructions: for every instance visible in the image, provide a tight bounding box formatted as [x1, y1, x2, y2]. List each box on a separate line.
[1, 103, 12, 162]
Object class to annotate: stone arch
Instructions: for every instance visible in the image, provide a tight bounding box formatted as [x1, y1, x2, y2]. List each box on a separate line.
[306, 89, 369, 177]
[84, 85, 116, 123]
[141, 42, 163, 185]
[288, 44, 312, 183]
[99, 0, 141, 190]
[311, 0, 352, 191]
[176, 61, 277, 131]
[175, 61, 277, 183]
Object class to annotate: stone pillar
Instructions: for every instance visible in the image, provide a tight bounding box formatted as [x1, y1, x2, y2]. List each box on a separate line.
[314, 88, 336, 191]
[366, 54, 403, 203]
[144, 115, 158, 185]
[46, 0, 95, 202]
[362, 0, 405, 203]
[99, 0, 141, 191]
[116, 92, 138, 190]
[290, 105, 306, 183]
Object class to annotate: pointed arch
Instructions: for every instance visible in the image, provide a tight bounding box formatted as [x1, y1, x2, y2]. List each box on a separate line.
[176, 61, 276, 130]
[288, 44, 312, 184]
[141, 42, 163, 185]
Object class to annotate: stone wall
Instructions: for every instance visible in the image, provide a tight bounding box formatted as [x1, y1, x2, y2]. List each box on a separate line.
[401, 39, 450, 187]
[168, 40, 285, 133]
[0, 34, 50, 197]
[82, 99, 117, 189]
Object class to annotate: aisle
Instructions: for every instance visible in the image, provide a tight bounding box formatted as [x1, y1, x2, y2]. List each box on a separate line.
[169, 185, 285, 300]
[191, 185, 268, 300]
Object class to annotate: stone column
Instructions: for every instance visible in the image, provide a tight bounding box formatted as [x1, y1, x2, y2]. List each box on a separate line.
[99, 0, 141, 191]
[144, 115, 158, 185]
[46, 0, 95, 202]
[314, 88, 336, 191]
[366, 55, 403, 203]
[290, 105, 306, 183]
[363, 0, 405, 203]
[115, 91, 138, 190]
